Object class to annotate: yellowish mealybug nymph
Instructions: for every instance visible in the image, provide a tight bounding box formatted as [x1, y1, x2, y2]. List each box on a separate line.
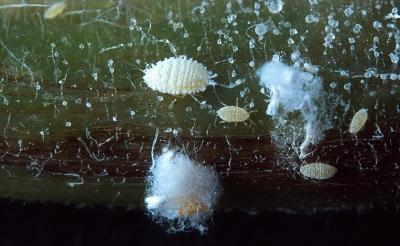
[349, 108, 368, 134]
[44, 1, 66, 19]
[299, 162, 337, 180]
[216, 106, 250, 123]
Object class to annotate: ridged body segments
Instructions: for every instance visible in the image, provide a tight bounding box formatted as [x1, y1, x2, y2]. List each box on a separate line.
[299, 162, 337, 180]
[143, 56, 211, 95]
[349, 108, 368, 134]
[44, 2, 66, 19]
[217, 106, 250, 122]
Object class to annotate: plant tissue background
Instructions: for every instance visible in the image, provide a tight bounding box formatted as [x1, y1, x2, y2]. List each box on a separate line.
[0, 0, 399, 212]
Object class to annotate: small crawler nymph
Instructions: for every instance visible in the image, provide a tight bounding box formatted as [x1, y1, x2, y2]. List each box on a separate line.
[216, 106, 250, 123]
[299, 162, 337, 180]
[349, 108, 368, 134]
[44, 1, 66, 19]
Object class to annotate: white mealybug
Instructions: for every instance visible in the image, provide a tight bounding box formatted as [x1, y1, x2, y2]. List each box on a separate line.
[216, 106, 250, 123]
[143, 56, 215, 95]
[144, 148, 222, 234]
[349, 108, 368, 134]
[44, 1, 66, 19]
[299, 162, 338, 180]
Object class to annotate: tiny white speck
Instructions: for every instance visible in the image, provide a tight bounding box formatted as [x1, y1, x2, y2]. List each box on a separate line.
[266, 0, 284, 14]
[255, 23, 267, 37]
[352, 24, 362, 33]
[91, 72, 98, 81]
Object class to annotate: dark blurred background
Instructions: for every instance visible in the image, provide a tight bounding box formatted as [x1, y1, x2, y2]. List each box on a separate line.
[0, 199, 399, 246]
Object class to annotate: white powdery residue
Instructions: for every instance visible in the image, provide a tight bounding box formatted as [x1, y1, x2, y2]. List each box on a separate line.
[144, 149, 222, 234]
[255, 23, 267, 35]
[257, 61, 333, 159]
[266, 0, 284, 14]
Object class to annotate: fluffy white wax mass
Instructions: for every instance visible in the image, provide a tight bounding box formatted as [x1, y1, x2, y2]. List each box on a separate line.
[258, 61, 321, 116]
[257, 61, 331, 159]
[144, 149, 222, 234]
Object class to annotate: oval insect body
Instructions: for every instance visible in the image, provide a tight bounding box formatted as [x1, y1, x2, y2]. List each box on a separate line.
[217, 106, 250, 122]
[143, 56, 212, 95]
[299, 162, 337, 180]
[349, 108, 368, 134]
[44, 2, 66, 19]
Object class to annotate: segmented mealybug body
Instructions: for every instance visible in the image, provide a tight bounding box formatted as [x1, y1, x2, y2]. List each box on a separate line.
[299, 162, 337, 180]
[349, 108, 368, 134]
[44, 2, 66, 19]
[143, 56, 213, 95]
[216, 106, 250, 122]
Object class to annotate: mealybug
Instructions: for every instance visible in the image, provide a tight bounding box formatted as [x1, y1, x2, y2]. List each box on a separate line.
[44, 2, 66, 19]
[143, 56, 215, 95]
[299, 162, 337, 180]
[349, 108, 368, 134]
[216, 106, 250, 123]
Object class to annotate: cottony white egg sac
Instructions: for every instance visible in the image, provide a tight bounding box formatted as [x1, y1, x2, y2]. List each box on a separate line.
[144, 148, 222, 234]
[257, 60, 332, 159]
[143, 56, 215, 95]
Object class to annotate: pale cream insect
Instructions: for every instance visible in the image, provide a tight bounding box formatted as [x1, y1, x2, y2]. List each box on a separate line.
[349, 108, 368, 134]
[299, 162, 337, 180]
[216, 106, 250, 123]
[44, 1, 66, 19]
[143, 56, 214, 95]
